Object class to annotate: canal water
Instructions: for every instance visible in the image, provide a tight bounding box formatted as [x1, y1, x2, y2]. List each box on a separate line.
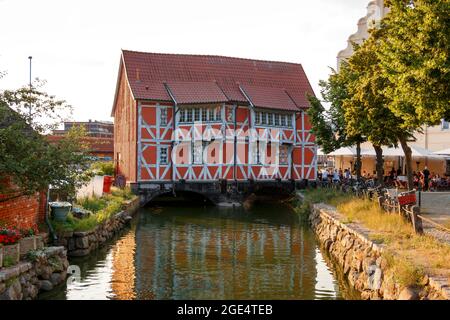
[39, 204, 359, 300]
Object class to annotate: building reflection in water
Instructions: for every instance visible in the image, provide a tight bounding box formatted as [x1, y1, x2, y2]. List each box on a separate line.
[110, 225, 137, 300]
[132, 206, 320, 300]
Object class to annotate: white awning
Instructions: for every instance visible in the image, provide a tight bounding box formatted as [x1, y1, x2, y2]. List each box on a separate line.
[382, 145, 444, 159]
[434, 148, 450, 156]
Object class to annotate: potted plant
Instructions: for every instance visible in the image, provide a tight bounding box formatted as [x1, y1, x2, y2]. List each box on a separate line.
[0, 227, 21, 267]
[19, 225, 39, 258]
[49, 201, 72, 222]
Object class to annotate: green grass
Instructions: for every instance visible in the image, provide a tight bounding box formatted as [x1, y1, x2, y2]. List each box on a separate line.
[299, 187, 450, 286]
[51, 188, 136, 232]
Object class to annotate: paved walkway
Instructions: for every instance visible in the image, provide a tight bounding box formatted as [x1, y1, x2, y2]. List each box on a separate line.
[419, 192, 450, 215]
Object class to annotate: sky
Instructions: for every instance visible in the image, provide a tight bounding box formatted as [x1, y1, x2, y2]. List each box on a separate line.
[0, 0, 369, 123]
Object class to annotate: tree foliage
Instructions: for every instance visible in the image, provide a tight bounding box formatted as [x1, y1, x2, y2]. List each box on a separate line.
[379, 0, 450, 126]
[0, 80, 92, 197]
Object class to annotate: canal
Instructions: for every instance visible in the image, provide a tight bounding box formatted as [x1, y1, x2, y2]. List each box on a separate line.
[39, 203, 359, 300]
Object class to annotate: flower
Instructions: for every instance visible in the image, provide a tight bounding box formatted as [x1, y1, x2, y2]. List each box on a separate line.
[0, 227, 21, 245]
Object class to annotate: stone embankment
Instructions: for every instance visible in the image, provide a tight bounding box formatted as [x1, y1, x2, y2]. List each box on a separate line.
[309, 203, 449, 300]
[55, 198, 139, 257]
[0, 247, 68, 300]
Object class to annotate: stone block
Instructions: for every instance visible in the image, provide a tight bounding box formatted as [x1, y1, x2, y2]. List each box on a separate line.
[19, 237, 37, 258]
[68, 248, 90, 257]
[398, 286, 419, 300]
[39, 280, 53, 292]
[76, 236, 89, 249]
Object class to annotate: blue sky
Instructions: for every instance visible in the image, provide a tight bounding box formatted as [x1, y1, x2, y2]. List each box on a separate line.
[0, 0, 368, 122]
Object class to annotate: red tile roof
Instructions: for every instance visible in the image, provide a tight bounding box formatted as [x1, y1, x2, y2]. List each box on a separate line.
[166, 81, 229, 105]
[118, 50, 315, 111]
[240, 85, 299, 111]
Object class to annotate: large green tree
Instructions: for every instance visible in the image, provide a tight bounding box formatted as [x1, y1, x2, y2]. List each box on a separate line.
[344, 38, 414, 186]
[0, 80, 92, 198]
[308, 65, 365, 179]
[375, 0, 450, 188]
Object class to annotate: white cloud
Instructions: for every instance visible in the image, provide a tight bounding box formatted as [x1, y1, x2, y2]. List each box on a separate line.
[0, 0, 368, 122]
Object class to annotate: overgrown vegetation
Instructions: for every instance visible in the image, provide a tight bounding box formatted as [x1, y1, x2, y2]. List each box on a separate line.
[51, 187, 135, 232]
[90, 161, 115, 176]
[299, 188, 450, 286]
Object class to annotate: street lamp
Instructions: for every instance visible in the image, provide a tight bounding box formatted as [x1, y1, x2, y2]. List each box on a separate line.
[28, 56, 32, 117]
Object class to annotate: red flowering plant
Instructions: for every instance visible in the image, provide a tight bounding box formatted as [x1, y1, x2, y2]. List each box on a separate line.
[20, 224, 39, 238]
[0, 227, 21, 245]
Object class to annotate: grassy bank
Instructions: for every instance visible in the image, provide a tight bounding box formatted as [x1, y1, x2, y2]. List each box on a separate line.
[52, 187, 136, 233]
[299, 188, 450, 286]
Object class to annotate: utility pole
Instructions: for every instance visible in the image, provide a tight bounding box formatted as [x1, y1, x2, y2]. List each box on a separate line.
[28, 56, 32, 117]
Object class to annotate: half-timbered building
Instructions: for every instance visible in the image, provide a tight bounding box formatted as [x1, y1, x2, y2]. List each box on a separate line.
[112, 50, 317, 205]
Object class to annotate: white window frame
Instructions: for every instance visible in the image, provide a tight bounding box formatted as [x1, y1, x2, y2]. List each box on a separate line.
[160, 108, 168, 126]
[159, 146, 169, 165]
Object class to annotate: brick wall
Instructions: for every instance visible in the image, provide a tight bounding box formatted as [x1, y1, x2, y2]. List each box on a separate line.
[0, 192, 46, 229]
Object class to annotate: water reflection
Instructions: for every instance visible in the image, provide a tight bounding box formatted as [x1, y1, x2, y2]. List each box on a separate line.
[40, 204, 358, 300]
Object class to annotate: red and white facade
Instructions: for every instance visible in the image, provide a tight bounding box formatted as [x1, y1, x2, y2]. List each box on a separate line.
[112, 50, 317, 187]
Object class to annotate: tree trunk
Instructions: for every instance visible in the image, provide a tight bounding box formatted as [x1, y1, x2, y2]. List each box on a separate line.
[399, 137, 414, 190]
[373, 145, 384, 186]
[355, 142, 362, 180]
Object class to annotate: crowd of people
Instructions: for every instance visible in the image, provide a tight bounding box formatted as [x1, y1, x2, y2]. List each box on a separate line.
[318, 166, 450, 191]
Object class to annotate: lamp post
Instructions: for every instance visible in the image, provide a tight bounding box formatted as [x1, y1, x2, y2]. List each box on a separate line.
[28, 56, 32, 117]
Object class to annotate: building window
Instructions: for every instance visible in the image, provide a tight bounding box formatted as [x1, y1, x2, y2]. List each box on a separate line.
[279, 145, 289, 165]
[274, 114, 280, 126]
[202, 108, 208, 122]
[286, 115, 293, 128]
[280, 114, 287, 127]
[194, 108, 200, 122]
[442, 120, 449, 130]
[160, 108, 167, 126]
[179, 109, 186, 123]
[267, 113, 274, 126]
[226, 107, 234, 123]
[254, 112, 260, 125]
[261, 113, 267, 125]
[159, 146, 169, 164]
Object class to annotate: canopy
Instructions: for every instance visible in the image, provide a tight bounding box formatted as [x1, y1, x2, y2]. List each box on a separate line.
[328, 147, 358, 156]
[434, 148, 450, 156]
[382, 145, 444, 159]
[327, 147, 374, 157]
[317, 148, 325, 156]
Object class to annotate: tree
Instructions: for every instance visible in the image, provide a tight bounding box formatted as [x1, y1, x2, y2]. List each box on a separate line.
[306, 96, 336, 155]
[308, 65, 366, 179]
[344, 38, 413, 186]
[375, 0, 450, 188]
[0, 80, 92, 198]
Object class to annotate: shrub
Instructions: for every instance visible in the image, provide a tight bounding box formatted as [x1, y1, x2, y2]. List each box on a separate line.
[90, 161, 115, 176]
[77, 197, 108, 213]
[52, 192, 132, 232]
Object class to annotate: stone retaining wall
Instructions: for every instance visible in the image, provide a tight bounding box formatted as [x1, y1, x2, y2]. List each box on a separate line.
[0, 247, 68, 300]
[55, 198, 139, 257]
[309, 203, 449, 300]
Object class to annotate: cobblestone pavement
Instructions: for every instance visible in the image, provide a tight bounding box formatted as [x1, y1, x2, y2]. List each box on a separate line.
[423, 222, 450, 245]
[420, 212, 450, 245]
